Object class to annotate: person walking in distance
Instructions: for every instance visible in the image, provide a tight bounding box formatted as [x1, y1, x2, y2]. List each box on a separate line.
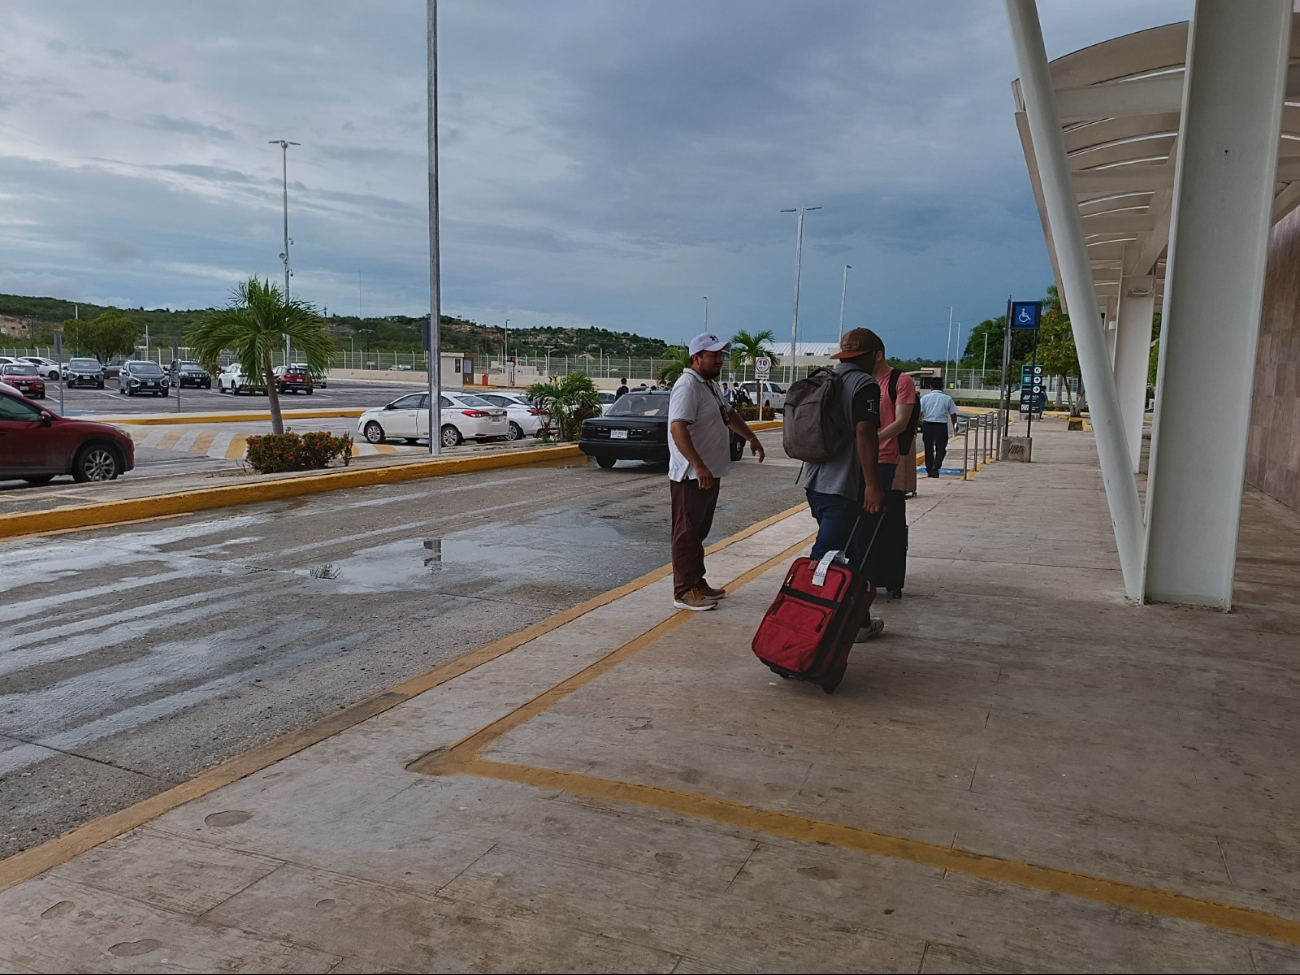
[616, 377, 630, 400]
[668, 333, 766, 611]
[919, 378, 958, 477]
[800, 327, 886, 640]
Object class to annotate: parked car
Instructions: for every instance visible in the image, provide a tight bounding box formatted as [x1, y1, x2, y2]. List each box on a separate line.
[272, 364, 313, 395]
[18, 356, 62, 381]
[357, 391, 508, 448]
[289, 362, 326, 388]
[737, 380, 786, 412]
[117, 360, 170, 397]
[170, 360, 211, 389]
[63, 357, 105, 388]
[579, 391, 745, 469]
[476, 391, 549, 439]
[388, 364, 413, 372]
[217, 363, 266, 395]
[0, 364, 46, 399]
[0, 356, 22, 367]
[597, 390, 618, 415]
[101, 357, 127, 380]
[0, 389, 134, 484]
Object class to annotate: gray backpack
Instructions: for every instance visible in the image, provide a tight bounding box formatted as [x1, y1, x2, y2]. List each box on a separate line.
[782, 368, 852, 463]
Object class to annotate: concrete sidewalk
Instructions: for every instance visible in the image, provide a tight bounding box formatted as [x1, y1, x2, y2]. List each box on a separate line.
[3, 421, 1300, 972]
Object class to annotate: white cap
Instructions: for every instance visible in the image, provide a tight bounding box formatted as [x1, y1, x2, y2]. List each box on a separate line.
[688, 332, 730, 357]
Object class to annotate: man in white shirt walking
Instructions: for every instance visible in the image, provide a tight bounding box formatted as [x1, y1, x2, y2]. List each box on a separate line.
[668, 333, 766, 611]
[918, 378, 958, 478]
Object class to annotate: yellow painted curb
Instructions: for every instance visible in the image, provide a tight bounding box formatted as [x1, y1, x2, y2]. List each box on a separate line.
[0, 446, 585, 539]
[96, 409, 365, 426]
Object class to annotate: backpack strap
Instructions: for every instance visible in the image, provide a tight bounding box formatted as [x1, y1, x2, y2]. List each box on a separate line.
[887, 367, 898, 405]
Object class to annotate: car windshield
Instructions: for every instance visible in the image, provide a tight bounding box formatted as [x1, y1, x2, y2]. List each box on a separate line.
[607, 394, 669, 417]
[70, 359, 99, 369]
[599, 391, 616, 402]
[131, 362, 164, 376]
[3, 365, 38, 376]
[179, 361, 202, 369]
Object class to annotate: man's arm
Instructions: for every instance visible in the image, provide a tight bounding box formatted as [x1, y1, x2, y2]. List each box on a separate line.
[856, 421, 883, 514]
[725, 409, 765, 462]
[879, 402, 914, 440]
[670, 419, 714, 489]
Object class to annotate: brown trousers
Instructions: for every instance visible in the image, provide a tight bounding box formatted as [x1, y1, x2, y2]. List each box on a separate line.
[670, 478, 721, 599]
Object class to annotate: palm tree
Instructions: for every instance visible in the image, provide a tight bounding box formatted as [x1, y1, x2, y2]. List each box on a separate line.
[527, 372, 601, 441]
[730, 329, 779, 382]
[656, 347, 691, 385]
[188, 278, 335, 435]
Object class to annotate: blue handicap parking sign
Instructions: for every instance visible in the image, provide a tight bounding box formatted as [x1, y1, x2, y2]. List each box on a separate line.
[1010, 301, 1042, 330]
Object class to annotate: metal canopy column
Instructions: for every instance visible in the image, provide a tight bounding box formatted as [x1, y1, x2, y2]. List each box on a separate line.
[1113, 276, 1155, 473]
[1005, 0, 1147, 600]
[1144, 0, 1290, 609]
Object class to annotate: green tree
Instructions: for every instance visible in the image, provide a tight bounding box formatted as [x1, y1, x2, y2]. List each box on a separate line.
[75, 311, 139, 363]
[527, 372, 601, 441]
[1037, 285, 1085, 416]
[187, 277, 335, 435]
[729, 329, 779, 380]
[656, 347, 692, 385]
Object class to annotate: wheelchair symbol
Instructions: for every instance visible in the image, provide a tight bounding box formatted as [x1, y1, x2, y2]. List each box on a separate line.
[1018, 307, 1033, 323]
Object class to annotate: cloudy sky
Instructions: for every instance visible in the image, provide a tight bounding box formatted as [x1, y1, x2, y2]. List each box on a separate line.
[0, 0, 1189, 358]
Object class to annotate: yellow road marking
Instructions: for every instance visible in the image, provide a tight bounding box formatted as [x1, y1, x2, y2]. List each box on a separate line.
[0, 502, 808, 894]
[155, 430, 184, 451]
[223, 434, 247, 460]
[191, 432, 216, 455]
[2, 513, 195, 542]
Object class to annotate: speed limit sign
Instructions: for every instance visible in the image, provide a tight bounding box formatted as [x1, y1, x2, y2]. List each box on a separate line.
[754, 355, 771, 380]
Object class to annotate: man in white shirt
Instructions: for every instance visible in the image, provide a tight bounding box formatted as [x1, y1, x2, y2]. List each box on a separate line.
[668, 332, 766, 611]
[918, 378, 958, 477]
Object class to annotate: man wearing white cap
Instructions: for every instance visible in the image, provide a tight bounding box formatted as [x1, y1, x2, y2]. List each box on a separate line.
[668, 332, 766, 611]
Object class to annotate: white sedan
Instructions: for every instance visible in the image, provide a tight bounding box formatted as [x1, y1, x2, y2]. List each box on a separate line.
[476, 391, 549, 439]
[357, 392, 509, 448]
[217, 363, 265, 395]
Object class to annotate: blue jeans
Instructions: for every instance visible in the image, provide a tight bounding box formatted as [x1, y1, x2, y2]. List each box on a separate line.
[807, 490, 866, 563]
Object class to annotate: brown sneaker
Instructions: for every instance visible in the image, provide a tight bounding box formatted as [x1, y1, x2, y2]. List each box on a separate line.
[699, 582, 727, 600]
[673, 588, 718, 611]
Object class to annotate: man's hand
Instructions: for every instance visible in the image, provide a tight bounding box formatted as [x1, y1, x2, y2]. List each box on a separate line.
[695, 465, 715, 490]
[749, 437, 765, 463]
[863, 484, 884, 515]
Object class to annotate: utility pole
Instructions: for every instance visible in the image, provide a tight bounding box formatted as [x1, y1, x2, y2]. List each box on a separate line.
[269, 138, 300, 366]
[703, 296, 708, 331]
[426, 0, 442, 455]
[838, 264, 852, 343]
[944, 305, 954, 387]
[780, 206, 821, 383]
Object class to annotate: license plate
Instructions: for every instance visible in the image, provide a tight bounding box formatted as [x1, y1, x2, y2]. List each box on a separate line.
[611, 429, 628, 439]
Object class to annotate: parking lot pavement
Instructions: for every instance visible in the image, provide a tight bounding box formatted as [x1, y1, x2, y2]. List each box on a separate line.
[0, 430, 798, 857]
[50, 377, 439, 417]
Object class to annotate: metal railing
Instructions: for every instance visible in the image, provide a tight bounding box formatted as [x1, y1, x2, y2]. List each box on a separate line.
[956, 410, 1000, 479]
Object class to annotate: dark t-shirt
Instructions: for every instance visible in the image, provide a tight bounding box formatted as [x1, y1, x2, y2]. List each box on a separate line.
[615, 385, 629, 399]
[851, 382, 881, 429]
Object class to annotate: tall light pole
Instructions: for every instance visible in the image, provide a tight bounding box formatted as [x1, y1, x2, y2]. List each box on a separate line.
[944, 305, 954, 387]
[425, 0, 442, 455]
[780, 206, 821, 383]
[703, 296, 708, 331]
[953, 324, 962, 388]
[981, 331, 989, 382]
[269, 139, 300, 366]
[837, 264, 852, 343]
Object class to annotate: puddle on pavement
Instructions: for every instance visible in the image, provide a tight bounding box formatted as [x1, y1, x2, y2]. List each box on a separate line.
[291, 507, 661, 593]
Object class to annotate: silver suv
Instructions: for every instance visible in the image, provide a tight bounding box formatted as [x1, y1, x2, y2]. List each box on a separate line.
[117, 360, 170, 397]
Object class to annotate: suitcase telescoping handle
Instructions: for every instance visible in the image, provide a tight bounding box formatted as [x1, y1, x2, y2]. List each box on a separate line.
[811, 510, 886, 587]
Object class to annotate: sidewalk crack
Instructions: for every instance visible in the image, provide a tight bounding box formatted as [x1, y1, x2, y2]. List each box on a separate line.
[723, 841, 761, 893]
[0, 735, 174, 784]
[1215, 834, 1236, 886]
[435, 842, 498, 896]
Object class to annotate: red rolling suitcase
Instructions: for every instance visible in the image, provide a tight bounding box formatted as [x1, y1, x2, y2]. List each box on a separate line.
[751, 515, 882, 694]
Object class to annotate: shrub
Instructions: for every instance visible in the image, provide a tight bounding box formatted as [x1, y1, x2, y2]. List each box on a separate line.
[245, 431, 354, 474]
[736, 405, 776, 422]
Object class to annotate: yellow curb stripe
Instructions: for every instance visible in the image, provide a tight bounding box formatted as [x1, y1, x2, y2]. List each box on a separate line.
[102, 409, 365, 426]
[155, 430, 184, 451]
[0, 446, 587, 540]
[411, 525, 815, 774]
[191, 432, 216, 456]
[0, 502, 808, 893]
[223, 435, 247, 460]
[449, 758, 1300, 948]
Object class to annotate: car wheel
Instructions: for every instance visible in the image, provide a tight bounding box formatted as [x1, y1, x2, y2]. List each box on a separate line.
[506, 421, 523, 441]
[97, 382, 104, 389]
[72, 443, 122, 482]
[127, 387, 135, 397]
[118, 385, 125, 394]
[363, 421, 386, 444]
[730, 434, 745, 462]
[305, 388, 312, 395]
[204, 382, 211, 389]
[441, 424, 463, 448]
[22, 475, 54, 485]
[596, 455, 616, 469]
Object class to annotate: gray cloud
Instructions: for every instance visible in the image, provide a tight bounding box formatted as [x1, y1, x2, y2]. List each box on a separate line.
[0, 0, 1192, 356]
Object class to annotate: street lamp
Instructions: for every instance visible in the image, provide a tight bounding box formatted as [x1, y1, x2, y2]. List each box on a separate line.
[780, 206, 821, 382]
[838, 264, 852, 343]
[703, 296, 708, 331]
[545, 345, 557, 377]
[269, 139, 300, 366]
[944, 305, 954, 388]
[952, 323, 963, 389]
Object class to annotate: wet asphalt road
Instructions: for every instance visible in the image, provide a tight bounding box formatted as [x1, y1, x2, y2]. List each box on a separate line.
[0, 431, 805, 857]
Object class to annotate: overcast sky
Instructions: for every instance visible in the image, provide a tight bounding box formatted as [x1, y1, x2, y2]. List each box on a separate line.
[0, 0, 1189, 358]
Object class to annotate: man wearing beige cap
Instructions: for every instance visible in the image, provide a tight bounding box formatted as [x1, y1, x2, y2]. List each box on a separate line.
[668, 332, 766, 611]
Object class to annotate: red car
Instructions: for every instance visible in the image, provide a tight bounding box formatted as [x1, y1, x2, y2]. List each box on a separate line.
[0, 389, 135, 484]
[0, 363, 46, 399]
[273, 364, 313, 394]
